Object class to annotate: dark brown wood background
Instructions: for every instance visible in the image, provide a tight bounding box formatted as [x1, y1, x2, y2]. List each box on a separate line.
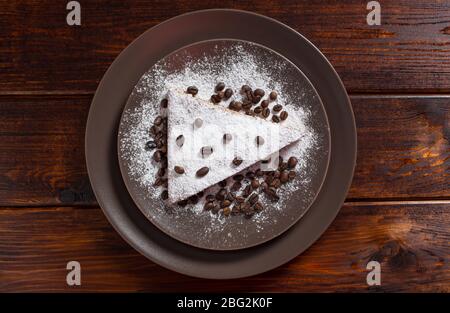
[0, 1, 448, 292]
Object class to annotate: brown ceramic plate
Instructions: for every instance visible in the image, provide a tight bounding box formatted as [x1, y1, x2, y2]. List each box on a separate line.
[86, 9, 356, 278]
[117, 40, 330, 250]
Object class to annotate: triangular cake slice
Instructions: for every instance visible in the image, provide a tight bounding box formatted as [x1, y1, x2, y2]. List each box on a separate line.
[166, 90, 303, 203]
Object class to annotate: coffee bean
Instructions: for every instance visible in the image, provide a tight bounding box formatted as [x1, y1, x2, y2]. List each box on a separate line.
[248, 193, 259, 205]
[288, 156, 298, 169]
[154, 116, 163, 126]
[155, 139, 164, 149]
[279, 162, 288, 171]
[265, 175, 273, 185]
[231, 205, 241, 215]
[232, 156, 243, 166]
[177, 199, 188, 207]
[256, 136, 265, 146]
[270, 178, 281, 189]
[261, 100, 269, 108]
[251, 178, 260, 189]
[245, 90, 254, 102]
[262, 107, 270, 118]
[221, 200, 231, 208]
[196, 167, 209, 177]
[224, 88, 233, 99]
[265, 187, 280, 202]
[226, 192, 235, 201]
[215, 82, 225, 92]
[222, 207, 231, 216]
[273, 170, 281, 179]
[252, 95, 261, 104]
[260, 182, 268, 190]
[153, 150, 163, 162]
[246, 171, 255, 179]
[255, 169, 264, 177]
[288, 170, 296, 180]
[161, 190, 168, 200]
[231, 101, 242, 111]
[187, 86, 198, 96]
[241, 85, 252, 94]
[242, 101, 252, 110]
[206, 194, 215, 202]
[280, 171, 289, 183]
[145, 140, 157, 151]
[223, 133, 232, 143]
[235, 196, 245, 203]
[233, 174, 244, 181]
[160, 145, 167, 154]
[242, 185, 252, 198]
[160, 98, 168, 108]
[176, 135, 184, 147]
[194, 118, 203, 128]
[253, 88, 265, 98]
[157, 167, 166, 177]
[280, 111, 288, 121]
[201, 146, 213, 157]
[254, 106, 262, 114]
[218, 179, 227, 187]
[272, 115, 280, 123]
[150, 125, 158, 136]
[204, 202, 215, 211]
[211, 204, 220, 214]
[217, 91, 225, 99]
[245, 109, 255, 116]
[211, 94, 221, 104]
[215, 188, 227, 200]
[231, 181, 242, 192]
[273, 104, 283, 112]
[269, 91, 278, 101]
[254, 202, 264, 212]
[174, 166, 185, 174]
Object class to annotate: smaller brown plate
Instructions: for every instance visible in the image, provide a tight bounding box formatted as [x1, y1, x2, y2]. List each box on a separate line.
[117, 40, 330, 250]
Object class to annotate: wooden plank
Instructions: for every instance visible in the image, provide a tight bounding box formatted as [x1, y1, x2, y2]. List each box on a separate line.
[0, 203, 448, 292]
[1, 1, 450, 93]
[0, 95, 448, 206]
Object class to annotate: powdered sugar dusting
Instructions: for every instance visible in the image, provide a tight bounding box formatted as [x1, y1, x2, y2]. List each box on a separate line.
[118, 41, 329, 249]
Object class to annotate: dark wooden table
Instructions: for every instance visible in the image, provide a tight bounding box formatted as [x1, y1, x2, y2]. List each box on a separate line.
[0, 1, 448, 292]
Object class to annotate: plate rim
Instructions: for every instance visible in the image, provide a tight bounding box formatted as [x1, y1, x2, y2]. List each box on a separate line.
[85, 8, 356, 279]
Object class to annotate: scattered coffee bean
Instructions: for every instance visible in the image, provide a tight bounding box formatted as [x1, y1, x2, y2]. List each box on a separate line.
[211, 204, 220, 214]
[226, 192, 235, 201]
[246, 171, 255, 179]
[241, 85, 252, 94]
[252, 95, 261, 104]
[154, 116, 163, 126]
[187, 86, 198, 96]
[242, 101, 252, 110]
[272, 115, 280, 123]
[280, 111, 288, 121]
[253, 88, 265, 98]
[269, 91, 278, 101]
[145, 140, 157, 151]
[153, 150, 163, 162]
[273, 104, 283, 112]
[231, 181, 242, 192]
[265, 187, 280, 202]
[215, 188, 227, 200]
[256, 136, 265, 146]
[271, 178, 281, 189]
[280, 171, 289, 183]
[235, 196, 245, 203]
[150, 125, 158, 136]
[204, 202, 214, 211]
[206, 194, 215, 202]
[223, 133, 232, 143]
[242, 184, 253, 198]
[248, 193, 259, 205]
[288, 156, 298, 169]
[245, 109, 255, 116]
[279, 162, 288, 171]
[260, 182, 268, 189]
[196, 167, 209, 177]
[215, 82, 225, 91]
[194, 118, 203, 128]
[224, 88, 233, 99]
[211, 94, 221, 104]
[223, 207, 231, 216]
[254, 106, 262, 114]
[176, 135, 184, 147]
[231, 205, 241, 215]
[218, 179, 227, 187]
[201, 146, 214, 157]
[160, 98, 168, 108]
[174, 166, 185, 174]
[233, 174, 244, 181]
[232, 156, 243, 166]
[229, 100, 242, 111]
[261, 100, 269, 108]
[221, 200, 231, 208]
[288, 170, 296, 180]
[254, 202, 264, 212]
[262, 107, 270, 118]
[155, 139, 164, 149]
[255, 169, 264, 177]
[161, 190, 168, 200]
[251, 178, 260, 189]
[273, 170, 281, 179]
[217, 91, 225, 99]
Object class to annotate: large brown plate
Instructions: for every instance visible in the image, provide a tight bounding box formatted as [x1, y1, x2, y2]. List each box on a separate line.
[117, 40, 330, 250]
[86, 9, 356, 278]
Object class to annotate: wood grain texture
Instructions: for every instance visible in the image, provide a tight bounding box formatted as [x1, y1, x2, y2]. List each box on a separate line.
[0, 203, 448, 292]
[0, 95, 448, 206]
[1, 0, 450, 93]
